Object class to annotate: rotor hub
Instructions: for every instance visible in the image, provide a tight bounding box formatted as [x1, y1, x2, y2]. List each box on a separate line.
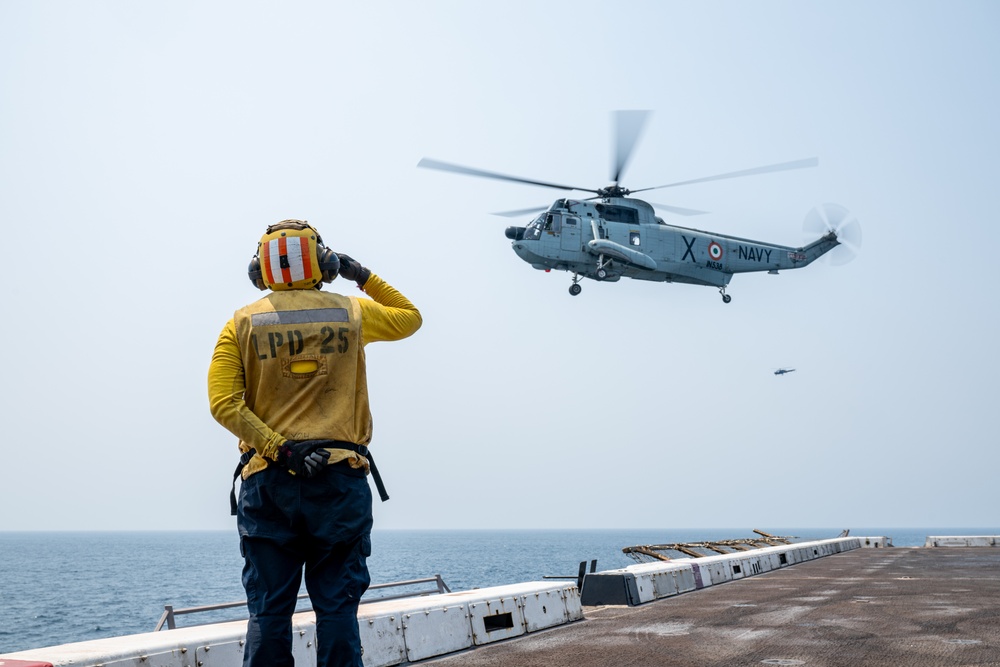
[597, 184, 631, 199]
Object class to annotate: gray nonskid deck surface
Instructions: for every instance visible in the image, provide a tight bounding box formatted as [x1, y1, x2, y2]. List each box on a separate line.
[423, 548, 1000, 666]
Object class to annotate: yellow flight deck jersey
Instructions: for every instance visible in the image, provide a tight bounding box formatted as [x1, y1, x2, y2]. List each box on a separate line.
[209, 274, 421, 479]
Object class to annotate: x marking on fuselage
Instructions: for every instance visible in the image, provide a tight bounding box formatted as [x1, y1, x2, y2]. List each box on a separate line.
[681, 235, 696, 262]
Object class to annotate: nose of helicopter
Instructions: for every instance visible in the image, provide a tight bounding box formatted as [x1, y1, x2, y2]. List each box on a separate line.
[511, 241, 535, 263]
[507, 226, 535, 262]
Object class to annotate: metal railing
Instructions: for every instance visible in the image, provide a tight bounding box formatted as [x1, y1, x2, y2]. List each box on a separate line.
[543, 559, 597, 591]
[154, 575, 451, 631]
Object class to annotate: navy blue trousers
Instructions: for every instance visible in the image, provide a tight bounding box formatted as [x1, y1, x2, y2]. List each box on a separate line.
[237, 464, 373, 667]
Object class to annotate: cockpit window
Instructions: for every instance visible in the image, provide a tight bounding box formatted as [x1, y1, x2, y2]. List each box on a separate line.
[523, 214, 544, 240]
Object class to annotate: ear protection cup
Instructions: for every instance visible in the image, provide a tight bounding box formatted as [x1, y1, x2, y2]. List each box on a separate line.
[248, 256, 267, 290]
[317, 246, 341, 283]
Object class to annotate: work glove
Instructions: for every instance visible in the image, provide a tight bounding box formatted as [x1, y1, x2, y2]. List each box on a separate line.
[276, 439, 331, 478]
[336, 253, 371, 288]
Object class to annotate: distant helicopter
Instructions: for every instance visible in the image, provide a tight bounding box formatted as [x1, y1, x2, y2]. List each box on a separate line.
[418, 111, 861, 301]
[774, 368, 797, 376]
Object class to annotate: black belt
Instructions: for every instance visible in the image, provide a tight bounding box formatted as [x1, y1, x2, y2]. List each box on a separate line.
[230, 441, 389, 516]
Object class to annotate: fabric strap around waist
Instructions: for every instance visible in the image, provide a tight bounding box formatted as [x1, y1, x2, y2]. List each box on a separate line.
[230, 441, 389, 516]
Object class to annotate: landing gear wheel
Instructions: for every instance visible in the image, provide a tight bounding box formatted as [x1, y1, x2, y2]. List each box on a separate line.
[569, 284, 582, 296]
[722, 294, 732, 304]
[596, 268, 608, 280]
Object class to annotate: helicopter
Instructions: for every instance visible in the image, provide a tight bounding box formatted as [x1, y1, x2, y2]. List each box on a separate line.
[418, 111, 861, 301]
[774, 368, 797, 376]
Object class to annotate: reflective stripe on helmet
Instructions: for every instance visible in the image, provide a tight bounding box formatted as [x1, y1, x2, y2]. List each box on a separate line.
[263, 236, 314, 286]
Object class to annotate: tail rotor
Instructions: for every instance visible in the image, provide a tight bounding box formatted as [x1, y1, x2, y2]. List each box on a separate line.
[803, 203, 862, 265]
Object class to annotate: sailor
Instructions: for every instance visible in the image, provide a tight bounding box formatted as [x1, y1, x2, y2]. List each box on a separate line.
[208, 220, 421, 667]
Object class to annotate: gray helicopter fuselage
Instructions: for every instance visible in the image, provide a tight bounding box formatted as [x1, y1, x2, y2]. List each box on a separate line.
[509, 197, 839, 288]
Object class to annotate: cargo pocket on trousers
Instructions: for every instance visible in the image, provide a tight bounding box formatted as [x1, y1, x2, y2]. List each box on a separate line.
[345, 533, 373, 602]
[361, 533, 372, 558]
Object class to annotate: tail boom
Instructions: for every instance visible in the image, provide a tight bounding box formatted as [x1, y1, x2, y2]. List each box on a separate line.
[727, 232, 839, 274]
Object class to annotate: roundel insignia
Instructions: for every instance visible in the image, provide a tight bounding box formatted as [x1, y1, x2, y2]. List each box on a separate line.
[708, 242, 723, 260]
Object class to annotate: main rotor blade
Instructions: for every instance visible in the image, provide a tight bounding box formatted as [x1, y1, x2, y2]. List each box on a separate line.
[491, 205, 549, 218]
[418, 158, 598, 194]
[632, 157, 819, 193]
[646, 202, 710, 216]
[612, 110, 651, 184]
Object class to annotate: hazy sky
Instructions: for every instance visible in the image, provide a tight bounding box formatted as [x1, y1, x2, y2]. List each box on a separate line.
[2, 1, 997, 532]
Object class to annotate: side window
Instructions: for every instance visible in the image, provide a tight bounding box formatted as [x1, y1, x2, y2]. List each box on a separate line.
[630, 231, 641, 246]
[544, 214, 561, 234]
[596, 205, 638, 225]
[565, 216, 578, 226]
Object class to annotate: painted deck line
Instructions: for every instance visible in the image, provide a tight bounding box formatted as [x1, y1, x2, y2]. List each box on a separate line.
[0, 580, 581, 667]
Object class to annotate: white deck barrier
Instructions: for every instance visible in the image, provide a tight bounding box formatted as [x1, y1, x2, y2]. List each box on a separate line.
[0, 580, 582, 667]
[579, 537, 863, 606]
[858, 535, 893, 547]
[924, 535, 999, 547]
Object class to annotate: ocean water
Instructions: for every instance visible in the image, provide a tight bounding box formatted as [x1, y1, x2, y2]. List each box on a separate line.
[0, 527, 995, 654]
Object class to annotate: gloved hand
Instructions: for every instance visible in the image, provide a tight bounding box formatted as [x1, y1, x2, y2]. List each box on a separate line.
[336, 253, 371, 287]
[276, 440, 331, 478]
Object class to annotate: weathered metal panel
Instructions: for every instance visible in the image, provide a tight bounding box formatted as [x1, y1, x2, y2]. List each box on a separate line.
[745, 556, 767, 575]
[650, 569, 682, 599]
[674, 566, 697, 593]
[400, 605, 472, 662]
[359, 613, 405, 667]
[519, 587, 577, 632]
[562, 586, 583, 623]
[698, 557, 733, 585]
[690, 561, 707, 589]
[626, 571, 656, 601]
[469, 596, 525, 645]
[780, 548, 800, 565]
[64, 650, 188, 667]
[195, 638, 251, 667]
